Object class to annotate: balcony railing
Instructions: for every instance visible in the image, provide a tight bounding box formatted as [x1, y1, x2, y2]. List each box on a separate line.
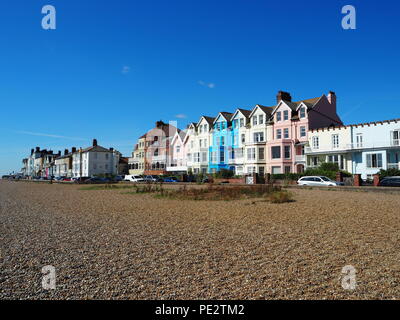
[387, 163, 400, 170]
[295, 155, 306, 162]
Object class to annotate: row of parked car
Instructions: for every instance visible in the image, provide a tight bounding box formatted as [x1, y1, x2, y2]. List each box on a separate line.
[296, 175, 400, 187]
[34, 175, 181, 184]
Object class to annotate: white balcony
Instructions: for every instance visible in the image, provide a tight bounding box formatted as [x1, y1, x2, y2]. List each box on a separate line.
[387, 163, 400, 170]
[295, 155, 306, 162]
[166, 166, 187, 172]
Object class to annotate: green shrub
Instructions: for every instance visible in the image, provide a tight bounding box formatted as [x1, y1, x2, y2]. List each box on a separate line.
[379, 168, 400, 179]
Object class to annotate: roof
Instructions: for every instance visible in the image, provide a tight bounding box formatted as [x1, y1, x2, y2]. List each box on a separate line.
[214, 112, 233, 123]
[178, 129, 187, 140]
[310, 118, 400, 132]
[200, 116, 215, 126]
[81, 145, 111, 153]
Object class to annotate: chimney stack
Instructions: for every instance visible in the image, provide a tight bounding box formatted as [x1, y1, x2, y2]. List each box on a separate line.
[31, 149, 34, 155]
[327, 91, 336, 106]
[57, 151, 61, 156]
[64, 149, 69, 155]
[72, 147, 77, 153]
[276, 91, 292, 103]
[93, 139, 98, 147]
[109, 147, 114, 152]
[156, 120, 165, 128]
[36, 147, 40, 152]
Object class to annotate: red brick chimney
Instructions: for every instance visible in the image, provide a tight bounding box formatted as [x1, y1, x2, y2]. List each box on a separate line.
[277, 91, 292, 103]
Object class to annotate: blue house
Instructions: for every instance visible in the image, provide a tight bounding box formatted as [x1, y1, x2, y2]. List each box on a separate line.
[208, 112, 234, 173]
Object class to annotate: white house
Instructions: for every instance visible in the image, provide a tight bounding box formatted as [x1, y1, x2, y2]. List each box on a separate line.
[72, 139, 120, 177]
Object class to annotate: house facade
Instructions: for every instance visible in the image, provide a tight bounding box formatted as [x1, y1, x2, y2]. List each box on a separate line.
[305, 118, 400, 179]
[129, 135, 146, 176]
[166, 129, 188, 173]
[306, 125, 353, 172]
[208, 112, 233, 173]
[185, 116, 214, 174]
[243, 106, 272, 175]
[54, 149, 73, 178]
[229, 109, 251, 176]
[144, 121, 178, 175]
[71, 139, 120, 177]
[266, 91, 343, 174]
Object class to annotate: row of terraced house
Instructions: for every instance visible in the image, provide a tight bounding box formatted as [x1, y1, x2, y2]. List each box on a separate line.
[128, 90, 400, 180]
[21, 90, 400, 180]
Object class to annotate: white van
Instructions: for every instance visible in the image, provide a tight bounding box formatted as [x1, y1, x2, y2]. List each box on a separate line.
[124, 175, 144, 182]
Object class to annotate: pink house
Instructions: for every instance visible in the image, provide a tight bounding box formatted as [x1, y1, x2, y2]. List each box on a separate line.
[266, 91, 342, 174]
[166, 129, 188, 174]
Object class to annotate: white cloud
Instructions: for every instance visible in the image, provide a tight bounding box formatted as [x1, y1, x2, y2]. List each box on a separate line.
[175, 114, 187, 119]
[198, 80, 215, 89]
[15, 131, 86, 141]
[121, 66, 131, 74]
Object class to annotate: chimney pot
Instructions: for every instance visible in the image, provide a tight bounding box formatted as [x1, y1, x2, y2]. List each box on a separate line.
[72, 147, 77, 153]
[276, 91, 292, 103]
[93, 139, 98, 146]
[64, 149, 69, 155]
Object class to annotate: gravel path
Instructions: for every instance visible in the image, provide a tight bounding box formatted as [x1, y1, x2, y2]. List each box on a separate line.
[1, 180, 400, 299]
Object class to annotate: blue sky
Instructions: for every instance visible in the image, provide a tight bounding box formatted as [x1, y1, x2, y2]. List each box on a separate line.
[1, 0, 400, 175]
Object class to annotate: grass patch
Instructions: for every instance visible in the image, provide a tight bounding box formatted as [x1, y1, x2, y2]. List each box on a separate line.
[80, 184, 137, 190]
[156, 184, 292, 203]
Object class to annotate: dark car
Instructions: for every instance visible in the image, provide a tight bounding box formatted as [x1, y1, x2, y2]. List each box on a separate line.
[73, 177, 91, 183]
[379, 177, 400, 187]
[163, 177, 180, 183]
[85, 177, 111, 184]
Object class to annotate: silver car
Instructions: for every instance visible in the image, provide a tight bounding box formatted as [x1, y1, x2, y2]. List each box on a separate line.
[297, 176, 339, 187]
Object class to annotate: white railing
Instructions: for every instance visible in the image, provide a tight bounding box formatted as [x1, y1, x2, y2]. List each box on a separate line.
[295, 155, 306, 162]
[387, 163, 400, 170]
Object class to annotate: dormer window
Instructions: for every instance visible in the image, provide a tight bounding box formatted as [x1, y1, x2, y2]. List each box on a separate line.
[283, 110, 289, 121]
[253, 116, 258, 126]
[299, 107, 306, 118]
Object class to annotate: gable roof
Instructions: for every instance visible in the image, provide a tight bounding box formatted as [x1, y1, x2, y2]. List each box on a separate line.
[230, 108, 252, 120]
[198, 116, 215, 127]
[213, 112, 233, 123]
[249, 104, 274, 118]
[81, 145, 112, 153]
[272, 96, 322, 115]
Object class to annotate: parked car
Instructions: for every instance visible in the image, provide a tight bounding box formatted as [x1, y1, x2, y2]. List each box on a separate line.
[379, 176, 400, 187]
[62, 177, 72, 182]
[114, 175, 125, 182]
[73, 177, 91, 183]
[163, 177, 180, 183]
[85, 177, 111, 184]
[297, 176, 341, 187]
[143, 175, 162, 182]
[124, 175, 144, 182]
[54, 176, 65, 181]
